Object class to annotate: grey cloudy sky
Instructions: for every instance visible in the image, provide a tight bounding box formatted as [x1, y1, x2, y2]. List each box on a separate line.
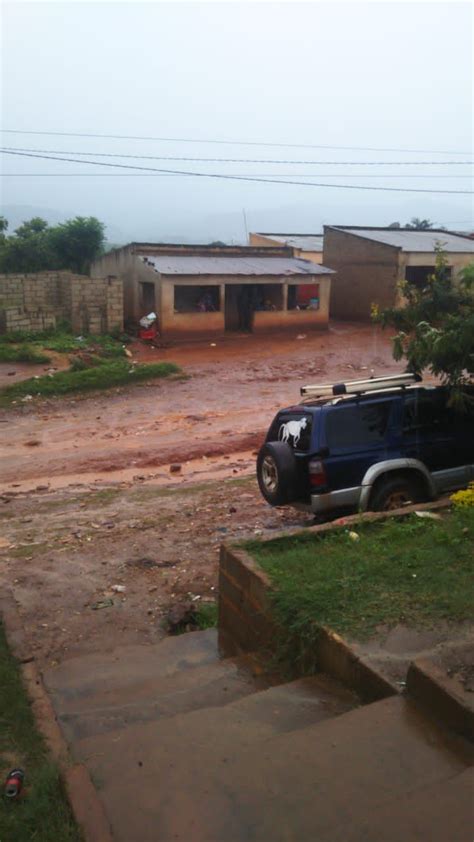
[1, 1, 472, 242]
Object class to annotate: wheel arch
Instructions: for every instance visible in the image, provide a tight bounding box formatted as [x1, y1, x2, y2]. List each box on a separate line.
[359, 459, 435, 511]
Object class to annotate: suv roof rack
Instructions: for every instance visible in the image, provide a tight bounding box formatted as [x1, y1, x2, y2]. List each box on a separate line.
[300, 372, 421, 399]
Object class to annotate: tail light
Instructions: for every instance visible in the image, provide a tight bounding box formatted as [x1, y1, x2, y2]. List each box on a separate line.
[308, 458, 327, 488]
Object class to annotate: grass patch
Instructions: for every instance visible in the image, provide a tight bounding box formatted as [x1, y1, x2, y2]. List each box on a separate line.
[0, 622, 81, 841]
[245, 508, 474, 663]
[194, 602, 218, 630]
[0, 360, 181, 405]
[0, 345, 51, 364]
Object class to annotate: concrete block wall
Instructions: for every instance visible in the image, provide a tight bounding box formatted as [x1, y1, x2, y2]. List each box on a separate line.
[0, 272, 123, 335]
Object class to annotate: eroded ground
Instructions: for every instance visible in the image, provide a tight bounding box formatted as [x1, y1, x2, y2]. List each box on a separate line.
[1, 323, 418, 669]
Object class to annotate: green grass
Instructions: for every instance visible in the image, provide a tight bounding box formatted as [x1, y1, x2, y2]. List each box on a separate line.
[245, 508, 474, 664]
[0, 345, 51, 364]
[194, 602, 218, 630]
[0, 623, 81, 842]
[0, 360, 181, 405]
[0, 328, 127, 360]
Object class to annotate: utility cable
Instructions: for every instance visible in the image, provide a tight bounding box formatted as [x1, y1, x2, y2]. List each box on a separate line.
[1, 149, 472, 194]
[2, 145, 472, 166]
[0, 128, 470, 155]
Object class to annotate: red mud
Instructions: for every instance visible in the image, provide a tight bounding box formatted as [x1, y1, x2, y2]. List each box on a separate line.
[0, 323, 413, 666]
[0, 323, 398, 493]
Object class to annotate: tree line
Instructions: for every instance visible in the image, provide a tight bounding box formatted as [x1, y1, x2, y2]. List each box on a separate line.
[0, 216, 106, 275]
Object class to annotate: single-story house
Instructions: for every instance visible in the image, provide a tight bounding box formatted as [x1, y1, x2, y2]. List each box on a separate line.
[91, 243, 334, 340]
[249, 232, 324, 264]
[323, 226, 474, 320]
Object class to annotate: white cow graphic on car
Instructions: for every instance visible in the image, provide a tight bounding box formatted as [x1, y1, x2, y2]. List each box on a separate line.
[278, 417, 307, 447]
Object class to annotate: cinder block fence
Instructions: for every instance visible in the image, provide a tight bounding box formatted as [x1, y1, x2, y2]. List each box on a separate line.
[0, 271, 123, 335]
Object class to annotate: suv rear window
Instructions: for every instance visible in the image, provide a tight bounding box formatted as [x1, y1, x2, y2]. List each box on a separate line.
[267, 412, 313, 451]
[325, 401, 392, 449]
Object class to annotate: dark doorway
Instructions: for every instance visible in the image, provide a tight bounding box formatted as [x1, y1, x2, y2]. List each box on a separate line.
[140, 282, 156, 312]
[225, 284, 259, 332]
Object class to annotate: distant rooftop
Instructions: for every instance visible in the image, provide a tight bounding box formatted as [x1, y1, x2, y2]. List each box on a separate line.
[141, 254, 334, 276]
[254, 233, 324, 251]
[328, 226, 474, 253]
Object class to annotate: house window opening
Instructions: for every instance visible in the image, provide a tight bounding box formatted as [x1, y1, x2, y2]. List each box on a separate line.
[287, 283, 320, 311]
[253, 284, 283, 312]
[174, 285, 220, 313]
[405, 266, 451, 289]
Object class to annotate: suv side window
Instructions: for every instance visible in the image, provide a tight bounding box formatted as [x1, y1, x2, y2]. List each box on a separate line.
[326, 401, 392, 449]
[403, 392, 446, 433]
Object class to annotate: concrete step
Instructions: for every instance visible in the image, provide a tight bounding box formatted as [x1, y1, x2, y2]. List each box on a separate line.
[43, 630, 273, 742]
[51, 655, 272, 742]
[44, 628, 220, 699]
[73, 694, 472, 842]
[69, 671, 357, 751]
[342, 766, 474, 842]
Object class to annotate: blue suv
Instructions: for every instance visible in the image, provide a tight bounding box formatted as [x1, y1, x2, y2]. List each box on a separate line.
[256, 374, 474, 514]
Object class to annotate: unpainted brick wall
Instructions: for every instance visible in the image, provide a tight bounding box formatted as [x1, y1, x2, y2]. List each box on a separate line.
[0, 272, 123, 335]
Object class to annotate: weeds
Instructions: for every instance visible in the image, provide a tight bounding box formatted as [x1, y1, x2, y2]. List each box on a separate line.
[0, 345, 51, 364]
[0, 623, 81, 842]
[245, 508, 474, 652]
[0, 360, 181, 404]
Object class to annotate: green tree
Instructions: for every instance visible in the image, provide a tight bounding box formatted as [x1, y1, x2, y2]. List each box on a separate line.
[0, 217, 56, 273]
[49, 216, 105, 274]
[0, 215, 105, 274]
[375, 246, 474, 405]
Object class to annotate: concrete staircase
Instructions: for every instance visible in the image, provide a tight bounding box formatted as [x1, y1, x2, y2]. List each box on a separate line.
[43, 629, 473, 842]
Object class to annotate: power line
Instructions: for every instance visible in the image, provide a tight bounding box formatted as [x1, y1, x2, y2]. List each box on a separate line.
[1, 149, 472, 194]
[1, 173, 472, 179]
[1, 128, 470, 155]
[2, 146, 472, 166]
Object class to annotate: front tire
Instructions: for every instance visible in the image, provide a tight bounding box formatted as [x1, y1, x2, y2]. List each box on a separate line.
[369, 475, 424, 512]
[256, 442, 298, 506]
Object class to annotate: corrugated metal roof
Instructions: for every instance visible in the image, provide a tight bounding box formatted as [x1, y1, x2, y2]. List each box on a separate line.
[141, 255, 333, 276]
[256, 233, 324, 251]
[332, 227, 474, 253]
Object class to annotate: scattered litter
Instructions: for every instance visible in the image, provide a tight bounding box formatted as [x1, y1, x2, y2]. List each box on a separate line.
[170, 463, 182, 474]
[414, 511, 442, 520]
[21, 395, 33, 402]
[4, 768, 24, 799]
[210, 343, 217, 347]
[91, 598, 114, 610]
[296, 334, 306, 340]
[348, 531, 360, 542]
[110, 584, 126, 593]
[124, 348, 133, 358]
[139, 312, 157, 328]
[7, 370, 16, 376]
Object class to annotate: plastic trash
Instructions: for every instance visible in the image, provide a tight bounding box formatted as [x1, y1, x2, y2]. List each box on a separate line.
[4, 769, 24, 799]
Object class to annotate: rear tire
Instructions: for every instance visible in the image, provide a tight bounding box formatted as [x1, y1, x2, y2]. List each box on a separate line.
[256, 442, 298, 506]
[369, 475, 424, 512]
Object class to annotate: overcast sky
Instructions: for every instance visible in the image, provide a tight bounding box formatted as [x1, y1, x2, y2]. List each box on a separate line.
[1, 1, 472, 242]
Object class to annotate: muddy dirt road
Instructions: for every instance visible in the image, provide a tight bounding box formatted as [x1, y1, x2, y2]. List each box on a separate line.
[0, 323, 396, 492]
[0, 324, 399, 666]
